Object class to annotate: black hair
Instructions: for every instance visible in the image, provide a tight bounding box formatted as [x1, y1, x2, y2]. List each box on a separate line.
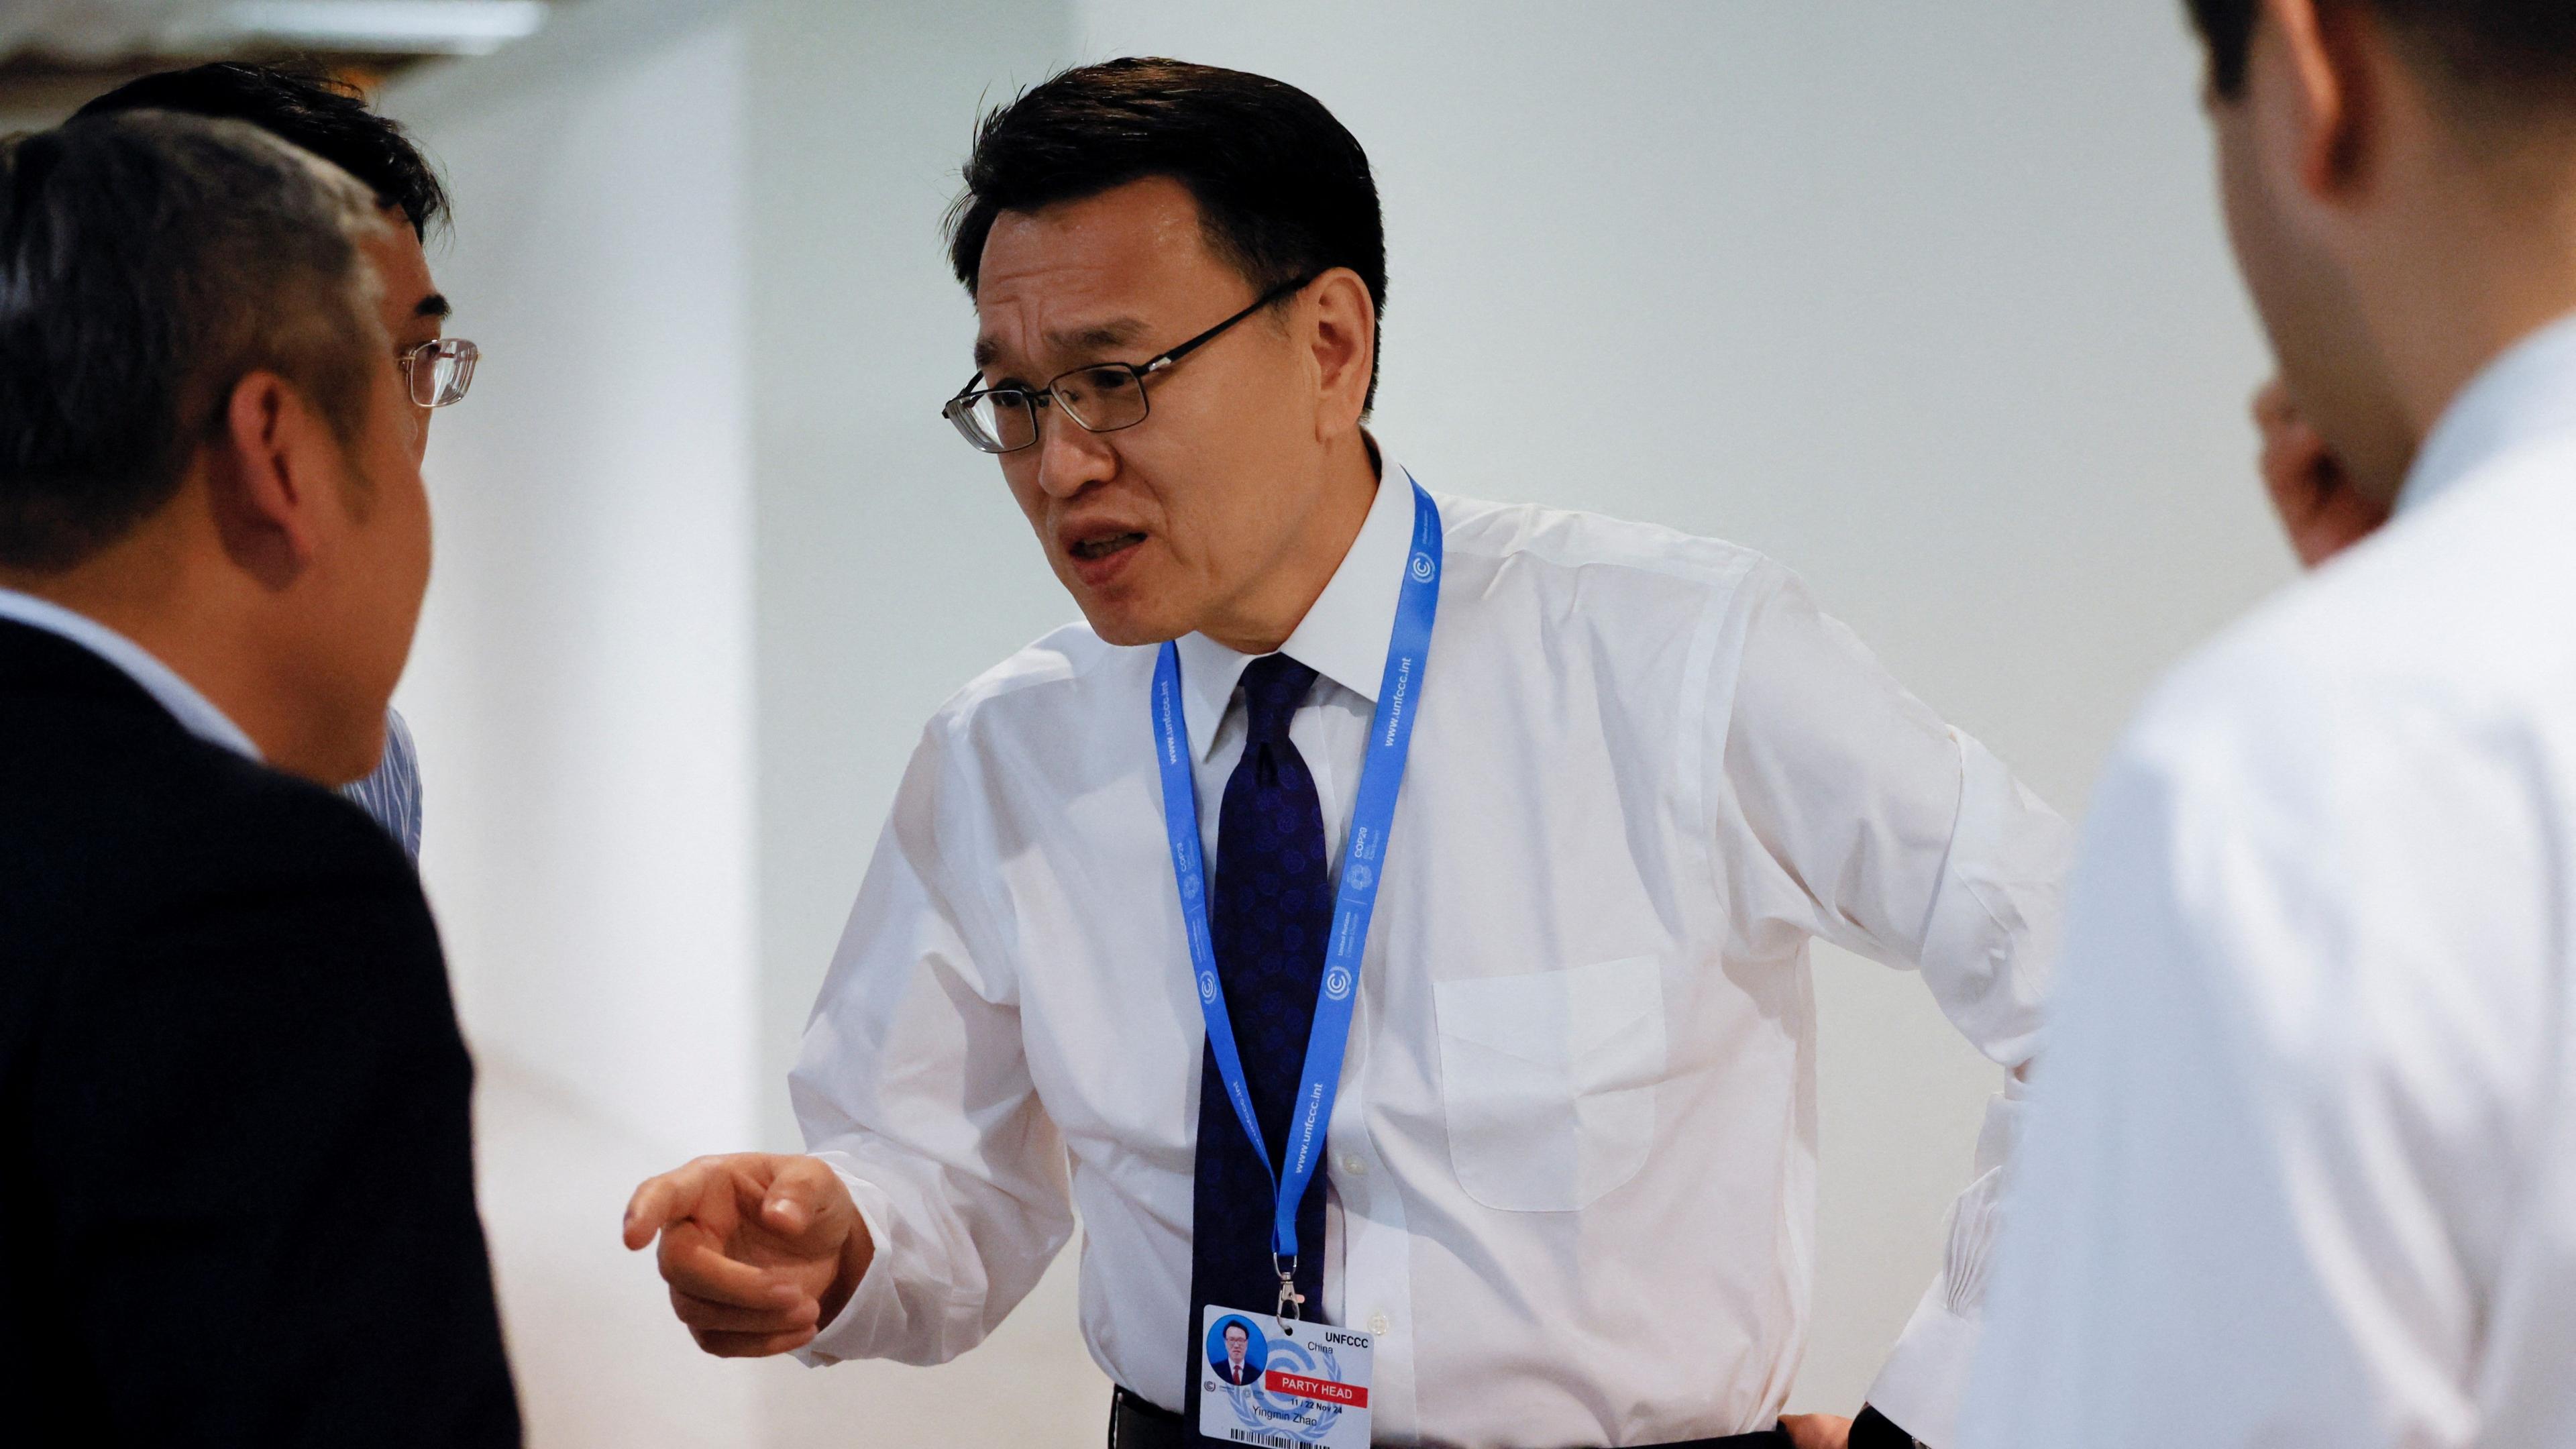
[0, 113, 385, 571]
[946, 57, 1387, 411]
[2184, 0, 2260, 96]
[2187, 0, 2576, 107]
[74, 60, 448, 239]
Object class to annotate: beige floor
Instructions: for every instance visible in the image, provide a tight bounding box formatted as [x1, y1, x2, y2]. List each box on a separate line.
[474, 1059, 1110, 1448]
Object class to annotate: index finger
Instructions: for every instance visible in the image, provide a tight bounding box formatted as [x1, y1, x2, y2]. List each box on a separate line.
[623, 1162, 714, 1250]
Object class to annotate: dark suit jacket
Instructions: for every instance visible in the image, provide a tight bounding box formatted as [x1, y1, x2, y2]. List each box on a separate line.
[1217, 1355, 1260, 1387]
[0, 619, 519, 1446]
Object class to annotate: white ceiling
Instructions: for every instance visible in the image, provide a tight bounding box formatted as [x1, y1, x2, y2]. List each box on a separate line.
[1, 0, 552, 66]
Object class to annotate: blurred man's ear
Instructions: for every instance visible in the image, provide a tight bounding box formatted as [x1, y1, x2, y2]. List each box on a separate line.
[203, 370, 343, 590]
[2255, 0, 2384, 205]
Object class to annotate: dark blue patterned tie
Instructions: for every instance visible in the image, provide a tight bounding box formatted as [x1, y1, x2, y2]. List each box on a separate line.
[1186, 653, 1332, 1417]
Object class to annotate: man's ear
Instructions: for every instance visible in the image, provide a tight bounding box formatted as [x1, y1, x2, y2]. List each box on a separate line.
[1305, 267, 1377, 437]
[204, 370, 334, 591]
[2257, 0, 2386, 204]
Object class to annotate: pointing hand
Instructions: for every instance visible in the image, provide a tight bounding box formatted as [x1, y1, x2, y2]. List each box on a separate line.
[623, 1152, 874, 1358]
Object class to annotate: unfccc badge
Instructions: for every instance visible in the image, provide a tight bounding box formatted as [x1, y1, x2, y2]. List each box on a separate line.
[1199, 1306, 1375, 1448]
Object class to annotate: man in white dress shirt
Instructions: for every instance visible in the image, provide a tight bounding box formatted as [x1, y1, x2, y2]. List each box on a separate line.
[1964, 3, 2576, 1446]
[625, 58, 2069, 1449]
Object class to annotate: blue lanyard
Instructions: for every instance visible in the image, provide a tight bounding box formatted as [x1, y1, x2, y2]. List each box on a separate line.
[1151, 476, 1442, 1289]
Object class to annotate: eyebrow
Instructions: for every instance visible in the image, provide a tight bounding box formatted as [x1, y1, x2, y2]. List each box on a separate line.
[972, 317, 1149, 372]
[415, 292, 452, 321]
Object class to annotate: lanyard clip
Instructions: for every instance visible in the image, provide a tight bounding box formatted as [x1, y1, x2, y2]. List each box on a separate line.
[1274, 1256, 1305, 1327]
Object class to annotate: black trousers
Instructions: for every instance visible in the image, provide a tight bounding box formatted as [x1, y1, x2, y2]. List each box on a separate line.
[1109, 1386, 1794, 1449]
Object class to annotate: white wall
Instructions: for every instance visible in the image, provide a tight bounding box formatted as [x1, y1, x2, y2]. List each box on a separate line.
[740, 0, 1081, 1154]
[382, 13, 775, 1446]
[390, 4, 760, 1163]
[733, 5, 1121, 1442]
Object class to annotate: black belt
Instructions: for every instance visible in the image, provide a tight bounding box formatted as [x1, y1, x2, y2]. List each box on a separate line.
[1110, 1386, 1793, 1449]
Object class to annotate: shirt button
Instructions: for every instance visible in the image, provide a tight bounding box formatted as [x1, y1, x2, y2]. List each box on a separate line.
[1340, 1154, 1367, 1175]
[1368, 1311, 1391, 1336]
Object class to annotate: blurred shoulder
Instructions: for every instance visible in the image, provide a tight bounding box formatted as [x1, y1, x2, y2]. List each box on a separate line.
[2110, 470, 2576, 837]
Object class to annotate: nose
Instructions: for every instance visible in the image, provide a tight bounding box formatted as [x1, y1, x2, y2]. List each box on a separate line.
[1032, 401, 1116, 499]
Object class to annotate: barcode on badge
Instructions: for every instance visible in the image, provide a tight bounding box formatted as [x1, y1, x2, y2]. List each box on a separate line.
[1225, 1431, 1297, 1448]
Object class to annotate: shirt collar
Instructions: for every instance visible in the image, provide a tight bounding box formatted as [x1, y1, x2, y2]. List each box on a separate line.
[0, 588, 262, 761]
[2402, 307, 2576, 516]
[1170, 453, 1419, 761]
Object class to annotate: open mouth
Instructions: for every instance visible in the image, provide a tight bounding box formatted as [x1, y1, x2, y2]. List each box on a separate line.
[1069, 532, 1146, 561]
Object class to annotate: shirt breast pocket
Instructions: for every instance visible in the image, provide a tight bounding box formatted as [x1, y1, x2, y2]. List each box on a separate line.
[1432, 956, 1667, 1213]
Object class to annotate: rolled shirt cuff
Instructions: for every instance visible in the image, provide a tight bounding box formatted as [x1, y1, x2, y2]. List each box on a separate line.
[1865, 1278, 1980, 1449]
[1864, 1086, 2020, 1448]
[1915, 732, 2070, 1068]
[792, 1159, 904, 1367]
[1852, 1403, 1929, 1449]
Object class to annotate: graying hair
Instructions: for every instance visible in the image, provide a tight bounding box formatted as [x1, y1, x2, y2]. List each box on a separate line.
[0, 109, 396, 570]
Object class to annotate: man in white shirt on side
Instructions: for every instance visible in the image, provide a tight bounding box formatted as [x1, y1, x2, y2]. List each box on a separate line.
[624, 58, 2069, 1449]
[1963, 3, 2576, 1446]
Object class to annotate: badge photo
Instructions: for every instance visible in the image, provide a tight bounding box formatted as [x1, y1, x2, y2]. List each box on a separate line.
[1206, 1313, 1268, 1389]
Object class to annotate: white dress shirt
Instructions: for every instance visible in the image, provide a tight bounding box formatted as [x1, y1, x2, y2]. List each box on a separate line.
[794, 456, 2070, 1446]
[1962, 312, 2576, 1449]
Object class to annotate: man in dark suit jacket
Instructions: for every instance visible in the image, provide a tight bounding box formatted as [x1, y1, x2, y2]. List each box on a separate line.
[0, 110, 517, 1445]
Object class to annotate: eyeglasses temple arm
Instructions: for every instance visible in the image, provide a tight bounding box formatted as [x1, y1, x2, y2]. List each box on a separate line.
[1139, 274, 1318, 374]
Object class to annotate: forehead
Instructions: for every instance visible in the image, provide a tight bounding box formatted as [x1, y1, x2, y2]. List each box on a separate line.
[971, 176, 1241, 368]
[364, 211, 431, 278]
[360, 220, 436, 297]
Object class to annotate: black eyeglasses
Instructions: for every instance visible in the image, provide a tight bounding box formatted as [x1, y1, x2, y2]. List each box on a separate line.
[941, 274, 1317, 454]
